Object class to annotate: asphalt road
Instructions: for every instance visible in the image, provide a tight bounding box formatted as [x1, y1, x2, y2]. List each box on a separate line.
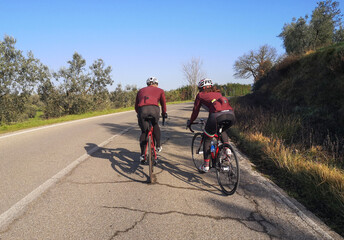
[0, 103, 342, 240]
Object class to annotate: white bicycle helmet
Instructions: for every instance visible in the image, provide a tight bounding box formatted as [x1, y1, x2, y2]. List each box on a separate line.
[198, 78, 213, 89]
[146, 76, 158, 86]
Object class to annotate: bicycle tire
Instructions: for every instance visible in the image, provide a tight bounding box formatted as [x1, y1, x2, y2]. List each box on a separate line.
[191, 133, 204, 172]
[216, 143, 239, 195]
[148, 135, 156, 183]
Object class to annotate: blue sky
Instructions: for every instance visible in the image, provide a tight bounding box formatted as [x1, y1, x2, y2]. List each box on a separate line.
[1, 0, 342, 91]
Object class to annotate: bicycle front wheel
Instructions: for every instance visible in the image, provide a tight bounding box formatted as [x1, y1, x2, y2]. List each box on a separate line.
[216, 143, 239, 195]
[191, 133, 204, 172]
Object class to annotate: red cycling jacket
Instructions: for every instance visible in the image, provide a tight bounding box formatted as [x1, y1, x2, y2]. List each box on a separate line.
[190, 91, 233, 123]
[135, 86, 167, 114]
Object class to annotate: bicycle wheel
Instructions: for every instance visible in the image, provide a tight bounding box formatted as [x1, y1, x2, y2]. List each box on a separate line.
[148, 135, 156, 183]
[191, 133, 204, 172]
[216, 143, 239, 195]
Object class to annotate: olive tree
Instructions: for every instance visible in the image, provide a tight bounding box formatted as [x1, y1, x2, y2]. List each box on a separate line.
[0, 35, 50, 123]
[279, 0, 343, 54]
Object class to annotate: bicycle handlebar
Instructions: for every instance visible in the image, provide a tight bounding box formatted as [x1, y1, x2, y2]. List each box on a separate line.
[186, 119, 205, 133]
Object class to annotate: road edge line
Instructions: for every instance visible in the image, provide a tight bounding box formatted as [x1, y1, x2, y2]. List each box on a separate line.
[0, 127, 133, 229]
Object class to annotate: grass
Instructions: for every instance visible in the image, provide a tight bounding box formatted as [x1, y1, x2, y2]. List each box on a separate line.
[0, 100, 191, 135]
[0, 107, 134, 134]
[228, 99, 344, 236]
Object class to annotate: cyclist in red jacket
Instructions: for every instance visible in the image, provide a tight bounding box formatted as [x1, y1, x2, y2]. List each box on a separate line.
[135, 77, 167, 164]
[187, 78, 235, 172]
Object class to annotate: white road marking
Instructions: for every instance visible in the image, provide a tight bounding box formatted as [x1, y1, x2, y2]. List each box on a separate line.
[0, 126, 133, 229]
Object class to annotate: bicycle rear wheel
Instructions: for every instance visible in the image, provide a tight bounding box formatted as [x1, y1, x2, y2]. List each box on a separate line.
[216, 143, 239, 195]
[191, 133, 204, 172]
[147, 136, 156, 183]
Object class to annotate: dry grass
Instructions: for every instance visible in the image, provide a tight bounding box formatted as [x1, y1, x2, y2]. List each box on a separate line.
[229, 100, 344, 236]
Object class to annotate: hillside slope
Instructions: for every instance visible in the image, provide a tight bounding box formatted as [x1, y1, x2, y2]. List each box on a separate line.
[253, 43, 344, 136]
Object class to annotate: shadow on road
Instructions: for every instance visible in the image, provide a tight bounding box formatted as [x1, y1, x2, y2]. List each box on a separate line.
[157, 152, 224, 196]
[85, 143, 148, 183]
[84, 142, 224, 195]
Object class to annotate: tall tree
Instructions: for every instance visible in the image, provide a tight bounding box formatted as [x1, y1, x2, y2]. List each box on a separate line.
[279, 0, 343, 54]
[233, 45, 278, 82]
[0, 35, 50, 123]
[310, 0, 342, 49]
[55, 52, 89, 96]
[88, 58, 113, 95]
[334, 25, 344, 42]
[53, 52, 91, 114]
[279, 16, 312, 54]
[182, 57, 205, 99]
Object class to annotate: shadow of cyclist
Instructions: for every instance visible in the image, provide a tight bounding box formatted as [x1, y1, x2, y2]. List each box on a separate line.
[84, 143, 149, 183]
[156, 153, 224, 196]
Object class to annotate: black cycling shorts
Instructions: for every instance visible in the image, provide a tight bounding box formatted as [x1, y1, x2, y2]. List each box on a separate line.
[204, 110, 235, 137]
[137, 105, 160, 132]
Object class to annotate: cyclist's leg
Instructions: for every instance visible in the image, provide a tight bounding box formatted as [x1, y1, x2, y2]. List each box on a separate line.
[201, 135, 211, 171]
[153, 123, 160, 147]
[150, 106, 161, 149]
[201, 113, 217, 171]
[138, 107, 150, 156]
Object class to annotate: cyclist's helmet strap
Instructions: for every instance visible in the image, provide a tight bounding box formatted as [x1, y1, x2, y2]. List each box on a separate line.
[198, 78, 212, 89]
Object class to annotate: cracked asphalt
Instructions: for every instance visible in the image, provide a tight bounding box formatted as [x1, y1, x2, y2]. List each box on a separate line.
[0, 103, 342, 240]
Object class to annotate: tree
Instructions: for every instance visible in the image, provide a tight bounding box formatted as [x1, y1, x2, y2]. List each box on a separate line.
[279, 0, 343, 54]
[182, 57, 206, 99]
[0, 35, 50, 123]
[55, 52, 89, 95]
[88, 59, 113, 110]
[40, 53, 114, 116]
[53, 52, 91, 114]
[334, 25, 344, 42]
[110, 84, 137, 108]
[233, 45, 278, 82]
[278, 16, 312, 54]
[310, 0, 342, 49]
[88, 59, 113, 95]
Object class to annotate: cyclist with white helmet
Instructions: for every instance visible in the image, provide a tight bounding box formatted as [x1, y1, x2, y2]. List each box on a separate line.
[187, 78, 235, 172]
[135, 77, 167, 164]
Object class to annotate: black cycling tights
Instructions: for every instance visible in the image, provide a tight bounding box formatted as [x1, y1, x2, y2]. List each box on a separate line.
[203, 111, 235, 160]
[203, 130, 229, 160]
[138, 105, 161, 155]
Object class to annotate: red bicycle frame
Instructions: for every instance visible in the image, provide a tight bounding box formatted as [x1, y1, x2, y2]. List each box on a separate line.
[210, 133, 220, 160]
[145, 125, 157, 161]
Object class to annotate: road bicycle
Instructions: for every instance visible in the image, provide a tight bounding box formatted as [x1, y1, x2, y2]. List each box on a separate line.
[188, 119, 240, 195]
[144, 116, 165, 183]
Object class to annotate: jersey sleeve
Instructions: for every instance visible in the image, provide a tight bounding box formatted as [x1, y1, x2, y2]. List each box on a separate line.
[160, 89, 167, 114]
[190, 93, 201, 123]
[135, 91, 140, 113]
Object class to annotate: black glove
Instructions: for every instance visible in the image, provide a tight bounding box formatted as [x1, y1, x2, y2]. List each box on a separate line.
[186, 119, 191, 128]
[162, 112, 168, 119]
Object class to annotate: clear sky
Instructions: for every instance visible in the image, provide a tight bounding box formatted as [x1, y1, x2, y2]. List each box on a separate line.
[1, 0, 343, 91]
